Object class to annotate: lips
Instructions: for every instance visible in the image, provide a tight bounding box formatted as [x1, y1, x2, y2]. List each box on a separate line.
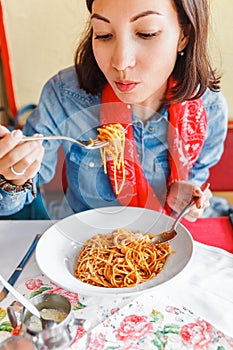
[115, 81, 138, 93]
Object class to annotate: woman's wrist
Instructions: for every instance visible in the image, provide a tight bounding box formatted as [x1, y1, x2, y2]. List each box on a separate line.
[0, 175, 37, 197]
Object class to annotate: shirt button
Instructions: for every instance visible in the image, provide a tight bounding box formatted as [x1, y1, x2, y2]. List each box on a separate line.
[89, 162, 95, 168]
[148, 126, 154, 132]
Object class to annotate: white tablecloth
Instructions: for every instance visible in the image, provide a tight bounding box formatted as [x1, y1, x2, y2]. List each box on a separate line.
[0, 220, 232, 344]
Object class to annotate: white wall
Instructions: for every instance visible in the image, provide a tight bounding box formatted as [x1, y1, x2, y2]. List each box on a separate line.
[1, 0, 88, 109]
[1, 0, 232, 119]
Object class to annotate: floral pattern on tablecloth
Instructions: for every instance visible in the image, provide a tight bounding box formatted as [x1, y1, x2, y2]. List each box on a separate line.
[85, 294, 233, 350]
[0, 275, 233, 350]
[0, 274, 87, 348]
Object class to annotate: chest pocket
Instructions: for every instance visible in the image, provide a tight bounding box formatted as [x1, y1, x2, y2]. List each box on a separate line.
[67, 144, 118, 208]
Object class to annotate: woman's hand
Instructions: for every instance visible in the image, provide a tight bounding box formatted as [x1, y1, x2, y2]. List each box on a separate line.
[0, 124, 44, 185]
[167, 180, 212, 221]
[0, 336, 34, 350]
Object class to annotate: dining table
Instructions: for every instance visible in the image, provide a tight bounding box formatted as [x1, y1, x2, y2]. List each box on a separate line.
[0, 216, 233, 350]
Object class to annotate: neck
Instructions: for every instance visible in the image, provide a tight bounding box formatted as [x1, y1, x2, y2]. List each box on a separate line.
[131, 100, 163, 123]
[131, 83, 167, 122]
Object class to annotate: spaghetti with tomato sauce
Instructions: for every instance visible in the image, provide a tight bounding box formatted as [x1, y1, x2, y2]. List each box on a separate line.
[97, 123, 125, 194]
[74, 228, 173, 288]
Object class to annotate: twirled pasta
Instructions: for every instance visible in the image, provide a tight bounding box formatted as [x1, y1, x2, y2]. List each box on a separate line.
[74, 229, 172, 288]
[97, 123, 125, 194]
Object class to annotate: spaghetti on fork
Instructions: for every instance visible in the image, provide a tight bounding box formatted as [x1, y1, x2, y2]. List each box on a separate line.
[97, 123, 126, 194]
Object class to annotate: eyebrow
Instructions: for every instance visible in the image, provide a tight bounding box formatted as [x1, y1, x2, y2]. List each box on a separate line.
[131, 10, 163, 22]
[91, 10, 163, 23]
[91, 14, 110, 23]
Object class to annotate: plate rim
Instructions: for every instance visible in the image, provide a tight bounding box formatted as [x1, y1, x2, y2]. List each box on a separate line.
[36, 206, 194, 297]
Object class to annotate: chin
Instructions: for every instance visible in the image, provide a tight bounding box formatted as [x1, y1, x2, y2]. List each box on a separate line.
[115, 92, 144, 106]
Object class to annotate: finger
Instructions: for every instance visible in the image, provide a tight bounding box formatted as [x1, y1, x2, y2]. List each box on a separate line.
[8, 146, 44, 177]
[192, 182, 210, 197]
[184, 207, 205, 221]
[194, 188, 212, 209]
[195, 198, 211, 210]
[1, 139, 43, 172]
[185, 193, 211, 221]
[195, 198, 203, 209]
[3, 142, 44, 184]
[0, 124, 10, 137]
[13, 143, 44, 172]
[0, 129, 23, 158]
[204, 188, 213, 201]
[184, 213, 198, 222]
[10, 159, 43, 186]
[184, 214, 197, 222]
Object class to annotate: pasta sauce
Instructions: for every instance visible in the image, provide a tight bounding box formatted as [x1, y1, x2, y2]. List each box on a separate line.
[74, 229, 172, 288]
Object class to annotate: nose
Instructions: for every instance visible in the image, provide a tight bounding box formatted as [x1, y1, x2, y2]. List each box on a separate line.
[111, 39, 136, 71]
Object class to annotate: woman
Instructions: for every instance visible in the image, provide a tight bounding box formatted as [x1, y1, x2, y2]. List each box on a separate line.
[0, 0, 228, 219]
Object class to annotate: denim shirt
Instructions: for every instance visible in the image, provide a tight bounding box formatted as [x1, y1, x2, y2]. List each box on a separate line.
[0, 66, 228, 217]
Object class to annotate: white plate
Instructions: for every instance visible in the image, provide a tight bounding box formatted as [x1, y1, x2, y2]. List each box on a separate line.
[36, 206, 194, 297]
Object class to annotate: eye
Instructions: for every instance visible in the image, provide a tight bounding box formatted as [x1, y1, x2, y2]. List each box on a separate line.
[94, 33, 113, 41]
[137, 31, 160, 39]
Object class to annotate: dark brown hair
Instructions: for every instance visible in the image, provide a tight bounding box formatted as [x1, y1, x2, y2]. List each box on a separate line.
[75, 0, 221, 102]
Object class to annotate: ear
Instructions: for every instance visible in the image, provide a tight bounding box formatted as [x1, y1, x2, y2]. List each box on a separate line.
[178, 24, 190, 52]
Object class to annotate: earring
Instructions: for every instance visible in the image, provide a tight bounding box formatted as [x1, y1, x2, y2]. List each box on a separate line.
[178, 51, 184, 56]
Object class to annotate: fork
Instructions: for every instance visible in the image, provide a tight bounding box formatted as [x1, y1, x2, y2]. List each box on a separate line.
[150, 182, 210, 245]
[20, 123, 133, 149]
[21, 135, 109, 149]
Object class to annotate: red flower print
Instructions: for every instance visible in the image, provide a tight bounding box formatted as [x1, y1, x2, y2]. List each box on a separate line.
[180, 319, 214, 349]
[43, 287, 79, 306]
[25, 278, 42, 290]
[50, 281, 57, 286]
[111, 307, 120, 315]
[70, 326, 86, 345]
[165, 306, 180, 315]
[115, 314, 153, 341]
[88, 332, 105, 350]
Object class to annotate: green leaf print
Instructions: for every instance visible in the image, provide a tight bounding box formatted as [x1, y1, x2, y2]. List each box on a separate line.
[0, 321, 13, 332]
[73, 301, 86, 310]
[30, 287, 53, 297]
[150, 309, 164, 324]
[163, 324, 180, 334]
[151, 331, 167, 350]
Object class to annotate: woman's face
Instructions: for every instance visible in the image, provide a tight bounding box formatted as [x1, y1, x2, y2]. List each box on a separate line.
[91, 0, 187, 109]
